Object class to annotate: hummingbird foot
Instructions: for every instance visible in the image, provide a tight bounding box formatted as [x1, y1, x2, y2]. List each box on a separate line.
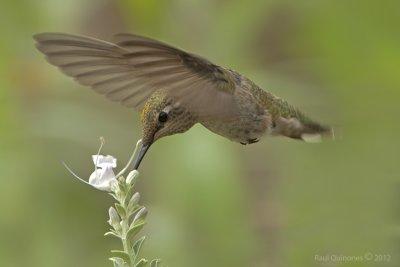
[240, 138, 259, 145]
[248, 138, 259, 144]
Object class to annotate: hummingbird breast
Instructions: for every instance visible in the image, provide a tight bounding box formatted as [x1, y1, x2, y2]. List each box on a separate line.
[200, 87, 272, 144]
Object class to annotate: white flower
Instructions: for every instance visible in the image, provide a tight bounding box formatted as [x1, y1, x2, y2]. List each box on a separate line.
[89, 155, 118, 191]
[63, 138, 143, 192]
[92, 155, 117, 169]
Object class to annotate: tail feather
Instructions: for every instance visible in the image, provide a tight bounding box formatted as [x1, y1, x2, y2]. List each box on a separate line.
[274, 117, 332, 142]
[264, 95, 333, 142]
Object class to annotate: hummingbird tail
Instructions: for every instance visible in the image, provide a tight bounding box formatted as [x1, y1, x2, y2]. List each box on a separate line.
[274, 117, 333, 143]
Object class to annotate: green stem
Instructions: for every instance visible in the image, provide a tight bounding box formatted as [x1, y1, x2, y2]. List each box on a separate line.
[120, 194, 135, 266]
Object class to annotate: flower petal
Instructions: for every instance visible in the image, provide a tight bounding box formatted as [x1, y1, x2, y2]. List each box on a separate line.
[89, 167, 117, 191]
[92, 155, 117, 168]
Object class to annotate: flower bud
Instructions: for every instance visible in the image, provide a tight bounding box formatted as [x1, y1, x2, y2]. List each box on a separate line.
[132, 207, 147, 225]
[108, 207, 121, 230]
[128, 192, 140, 210]
[126, 170, 139, 185]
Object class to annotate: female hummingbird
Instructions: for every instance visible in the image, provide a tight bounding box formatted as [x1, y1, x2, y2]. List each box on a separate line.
[34, 33, 332, 169]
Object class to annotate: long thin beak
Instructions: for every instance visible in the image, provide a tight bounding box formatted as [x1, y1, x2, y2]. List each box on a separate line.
[132, 142, 151, 170]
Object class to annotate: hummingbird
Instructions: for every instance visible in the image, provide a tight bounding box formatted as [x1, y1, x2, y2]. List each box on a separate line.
[34, 32, 332, 169]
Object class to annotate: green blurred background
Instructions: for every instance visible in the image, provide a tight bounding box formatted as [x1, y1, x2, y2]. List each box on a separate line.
[1, 1, 399, 266]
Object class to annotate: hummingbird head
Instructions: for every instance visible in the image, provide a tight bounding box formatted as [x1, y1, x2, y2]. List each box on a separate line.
[133, 91, 196, 169]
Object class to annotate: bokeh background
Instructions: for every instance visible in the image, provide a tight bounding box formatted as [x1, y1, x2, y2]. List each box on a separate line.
[1, 1, 399, 266]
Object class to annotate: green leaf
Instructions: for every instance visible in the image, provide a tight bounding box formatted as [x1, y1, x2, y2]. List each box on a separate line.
[135, 258, 148, 267]
[109, 193, 119, 201]
[124, 186, 136, 207]
[115, 186, 125, 201]
[117, 175, 126, 184]
[150, 259, 161, 267]
[104, 231, 120, 239]
[109, 257, 125, 267]
[131, 236, 146, 257]
[127, 192, 140, 211]
[127, 221, 146, 244]
[111, 250, 131, 264]
[115, 203, 126, 218]
[118, 176, 128, 193]
[128, 206, 142, 223]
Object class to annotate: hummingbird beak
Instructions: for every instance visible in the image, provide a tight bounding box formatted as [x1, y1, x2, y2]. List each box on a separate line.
[132, 142, 151, 170]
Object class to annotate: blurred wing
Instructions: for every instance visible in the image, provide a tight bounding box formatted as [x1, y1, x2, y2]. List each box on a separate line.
[34, 32, 239, 119]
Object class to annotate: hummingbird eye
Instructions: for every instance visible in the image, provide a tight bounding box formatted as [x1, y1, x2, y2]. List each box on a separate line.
[158, 111, 168, 123]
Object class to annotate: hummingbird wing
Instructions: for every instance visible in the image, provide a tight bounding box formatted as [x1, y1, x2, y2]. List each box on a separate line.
[34, 33, 240, 119]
